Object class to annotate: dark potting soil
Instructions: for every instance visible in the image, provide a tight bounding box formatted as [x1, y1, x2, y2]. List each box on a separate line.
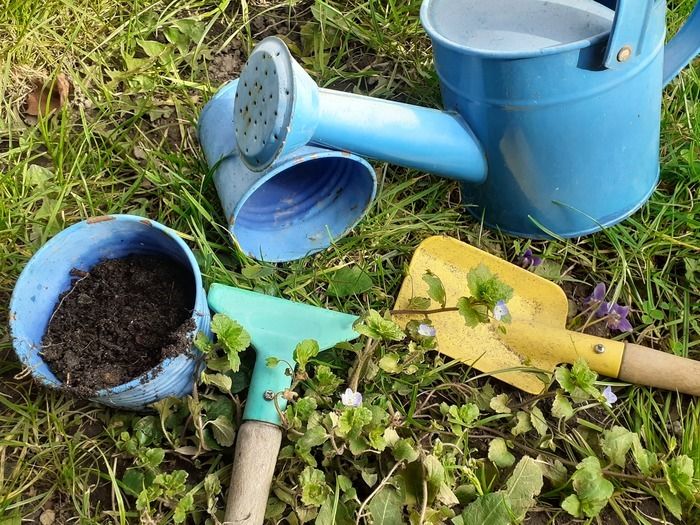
[42, 255, 196, 396]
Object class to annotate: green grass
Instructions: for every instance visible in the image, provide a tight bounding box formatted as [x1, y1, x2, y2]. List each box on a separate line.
[1, 0, 699, 523]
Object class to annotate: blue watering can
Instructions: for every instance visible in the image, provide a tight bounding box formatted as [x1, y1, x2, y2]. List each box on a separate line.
[232, 0, 700, 240]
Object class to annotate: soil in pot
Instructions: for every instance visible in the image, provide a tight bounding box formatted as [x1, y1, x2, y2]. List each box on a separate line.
[42, 254, 196, 396]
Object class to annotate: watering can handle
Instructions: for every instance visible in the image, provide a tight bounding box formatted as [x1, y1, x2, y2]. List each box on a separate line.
[224, 420, 283, 525]
[604, 0, 700, 85]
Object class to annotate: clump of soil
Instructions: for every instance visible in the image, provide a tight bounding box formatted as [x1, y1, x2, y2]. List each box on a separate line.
[42, 255, 196, 396]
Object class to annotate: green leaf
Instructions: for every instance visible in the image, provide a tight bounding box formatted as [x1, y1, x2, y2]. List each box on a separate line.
[488, 438, 515, 468]
[295, 426, 328, 466]
[424, 455, 459, 505]
[241, 263, 274, 280]
[142, 448, 165, 469]
[461, 493, 511, 525]
[447, 403, 480, 431]
[121, 469, 145, 496]
[138, 39, 168, 58]
[326, 266, 373, 297]
[530, 406, 548, 437]
[600, 426, 636, 467]
[294, 339, 320, 370]
[551, 393, 574, 420]
[337, 406, 373, 437]
[407, 296, 432, 310]
[313, 365, 342, 395]
[392, 438, 420, 463]
[299, 467, 329, 506]
[564, 457, 614, 518]
[194, 331, 214, 353]
[134, 415, 163, 447]
[538, 456, 568, 488]
[355, 310, 406, 341]
[631, 436, 657, 476]
[457, 297, 489, 328]
[368, 486, 404, 525]
[664, 455, 696, 500]
[211, 314, 251, 372]
[201, 372, 232, 393]
[173, 493, 194, 523]
[206, 415, 235, 447]
[423, 271, 447, 307]
[379, 352, 402, 373]
[466, 264, 514, 310]
[266, 357, 280, 367]
[554, 359, 598, 403]
[504, 456, 543, 520]
[659, 485, 683, 519]
[317, 496, 353, 525]
[511, 411, 532, 436]
[489, 394, 511, 414]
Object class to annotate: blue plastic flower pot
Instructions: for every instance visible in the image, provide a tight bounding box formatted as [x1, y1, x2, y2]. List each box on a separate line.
[9, 214, 211, 410]
[198, 79, 377, 263]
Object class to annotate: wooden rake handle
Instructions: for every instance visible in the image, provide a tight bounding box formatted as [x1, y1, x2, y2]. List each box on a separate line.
[224, 421, 282, 525]
[619, 343, 700, 396]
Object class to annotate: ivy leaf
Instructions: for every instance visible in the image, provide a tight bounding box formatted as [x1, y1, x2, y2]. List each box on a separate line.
[407, 296, 432, 310]
[211, 314, 251, 372]
[530, 406, 548, 437]
[368, 486, 404, 525]
[326, 266, 373, 297]
[466, 264, 514, 310]
[313, 365, 342, 395]
[663, 455, 696, 500]
[600, 426, 636, 467]
[551, 393, 574, 420]
[511, 411, 532, 436]
[489, 394, 512, 414]
[659, 485, 683, 520]
[504, 456, 543, 520]
[461, 493, 511, 525]
[355, 310, 406, 341]
[206, 415, 235, 447]
[173, 493, 194, 524]
[200, 372, 232, 393]
[134, 415, 163, 447]
[631, 436, 657, 476]
[379, 352, 402, 373]
[423, 271, 447, 307]
[299, 467, 330, 506]
[293, 339, 320, 370]
[563, 457, 614, 518]
[457, 297, 489, 328]
[295, 426, 328, 466]
[337, 407, 373, 437]
[554, 359, 597, 403]
[121, 469, 145, 496]
[194, 331, 214, 353]
[142, 448, 165, 469]
[392, 438, 419, 463]
[488, 438, 515, 468]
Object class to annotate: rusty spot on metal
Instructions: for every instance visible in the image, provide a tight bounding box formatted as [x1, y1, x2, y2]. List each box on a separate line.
[140, 219, 152, 226]
[87, 215, 115, 224]
[229, 214, 236, 226]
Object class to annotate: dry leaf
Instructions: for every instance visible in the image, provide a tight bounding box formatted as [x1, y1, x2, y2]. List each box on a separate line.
[24, 73, 70, 117]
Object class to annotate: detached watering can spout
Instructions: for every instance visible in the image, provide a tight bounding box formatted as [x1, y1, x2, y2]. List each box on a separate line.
[233, 37, 487, 184]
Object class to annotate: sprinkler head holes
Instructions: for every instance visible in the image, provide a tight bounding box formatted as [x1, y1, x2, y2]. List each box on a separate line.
[234, 38, 294, 171]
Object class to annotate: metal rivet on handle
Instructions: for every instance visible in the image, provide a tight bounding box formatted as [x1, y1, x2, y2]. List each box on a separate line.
[594, 344, 605, 354]
[617, 46, 632, 62]
[263, 390, 275, 400]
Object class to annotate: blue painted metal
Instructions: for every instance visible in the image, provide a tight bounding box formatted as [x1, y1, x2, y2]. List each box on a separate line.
[422, 0, 700, 237]
[233, 37, 487, 183]
[9, 214, 211, 410]
[207, 283, 359, 425]
[603, 0, 654, 69]
[199, 79, 376, 262]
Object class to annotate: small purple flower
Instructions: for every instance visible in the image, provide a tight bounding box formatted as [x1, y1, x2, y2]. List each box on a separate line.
[601, 303, 633, 332]
[341, 388, 362, 407]
[521, 248, 543, 268]
[417, 323, 436, 337]
[586, 283, 607, 306]
[493, 300, 509, 321]
[602, 386, 617, 406]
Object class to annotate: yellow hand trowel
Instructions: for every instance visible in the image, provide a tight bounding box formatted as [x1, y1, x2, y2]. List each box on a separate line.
[393, 236, 700, 396]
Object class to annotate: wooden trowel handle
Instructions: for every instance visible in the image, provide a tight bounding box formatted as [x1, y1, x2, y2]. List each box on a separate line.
[619, 343, 700, 396]
[224, 421, 282, 525]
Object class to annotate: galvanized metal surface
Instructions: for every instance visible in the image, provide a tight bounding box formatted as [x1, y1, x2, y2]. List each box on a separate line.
[393, 236, 625, 394]
[9, 214, 211, 410]
[199, 79, 376, 262]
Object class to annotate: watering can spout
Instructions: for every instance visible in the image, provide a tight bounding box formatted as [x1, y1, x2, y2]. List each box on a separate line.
[234, 37, 487, 184]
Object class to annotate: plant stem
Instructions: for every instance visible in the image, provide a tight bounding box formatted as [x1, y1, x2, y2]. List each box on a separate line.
[390, 307, 459, 316]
